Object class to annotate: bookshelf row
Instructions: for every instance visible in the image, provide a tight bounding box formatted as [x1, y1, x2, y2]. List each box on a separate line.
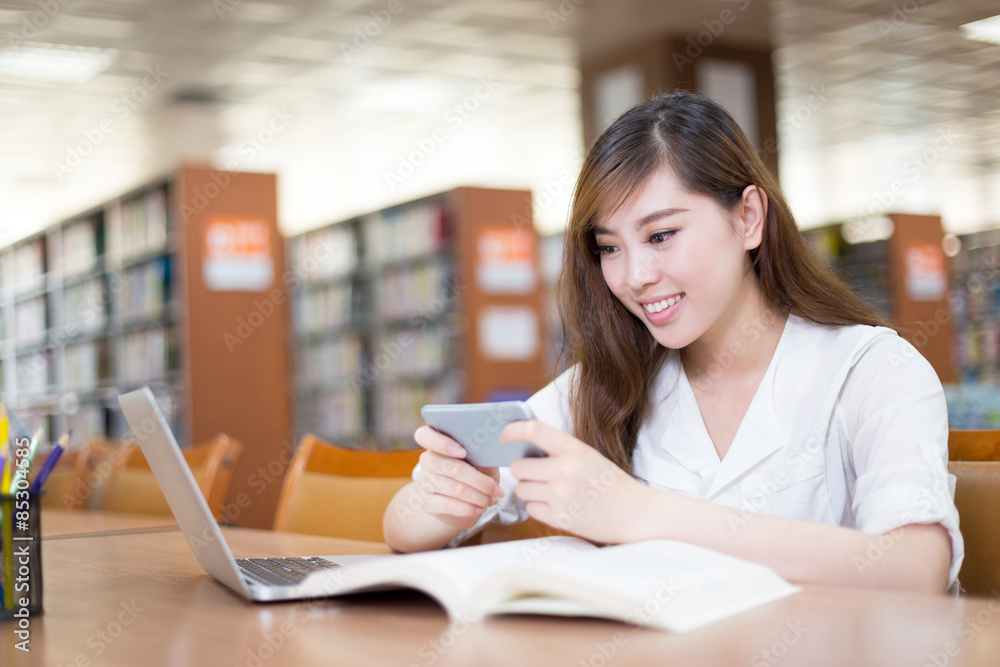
[949, 228, 1000, 383]
[0, 177, 544, 484]
[0, 180, 180, 444]
[289, 187, 544, 450]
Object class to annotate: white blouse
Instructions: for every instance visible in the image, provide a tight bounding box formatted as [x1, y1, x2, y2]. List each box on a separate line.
[455, 314, 964, 588]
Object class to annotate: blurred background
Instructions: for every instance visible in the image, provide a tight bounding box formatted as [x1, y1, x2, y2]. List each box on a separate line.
[2, 0, 1000, 525]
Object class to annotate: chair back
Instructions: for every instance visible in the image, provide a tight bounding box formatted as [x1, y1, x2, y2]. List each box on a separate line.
[38, 439, 129, 511]
[948, 460, 1000, 596]
[273, 434, 420, 542]
[949, 430, 1000, 462]
[948, 429, 1000, 596]
[101, 433, 243, 518]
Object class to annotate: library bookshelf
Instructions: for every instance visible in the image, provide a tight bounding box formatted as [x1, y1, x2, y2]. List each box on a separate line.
[0, 166, 291, 528]
[949, 228, 1000, 383]
[289, 187, 549, 450]
[803, 213, 954, 383]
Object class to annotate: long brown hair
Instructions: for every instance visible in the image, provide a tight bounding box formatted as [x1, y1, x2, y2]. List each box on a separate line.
[559, 91, 890, 473]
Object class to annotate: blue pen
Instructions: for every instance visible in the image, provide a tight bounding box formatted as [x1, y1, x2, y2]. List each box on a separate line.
[29, 442, 65, 493]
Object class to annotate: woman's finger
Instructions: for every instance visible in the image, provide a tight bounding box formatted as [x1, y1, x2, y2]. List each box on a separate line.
[420, 451, 504, 499]
[414, 424, 467, 458]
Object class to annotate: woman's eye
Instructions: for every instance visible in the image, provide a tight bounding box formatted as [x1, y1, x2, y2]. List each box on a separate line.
[649, 230, 676, 244]
[595, 244, 617, 255]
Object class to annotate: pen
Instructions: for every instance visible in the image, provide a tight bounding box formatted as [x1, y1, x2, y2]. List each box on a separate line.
[1, 405, 11, 611]
[0, 404, 9, 495]
[29, 432, 69, 493]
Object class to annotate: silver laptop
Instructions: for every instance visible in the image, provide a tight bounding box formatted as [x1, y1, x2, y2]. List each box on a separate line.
[118, 386, 387, 602]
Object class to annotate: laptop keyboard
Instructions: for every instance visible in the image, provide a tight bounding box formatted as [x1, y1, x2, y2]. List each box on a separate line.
[236, 556, 341, 587]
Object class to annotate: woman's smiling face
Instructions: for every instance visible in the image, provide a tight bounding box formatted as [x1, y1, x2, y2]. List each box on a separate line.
[593, 168, 764, 351]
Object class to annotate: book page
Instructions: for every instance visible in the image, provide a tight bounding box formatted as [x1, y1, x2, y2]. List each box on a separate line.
[475, 540, 799, 632]
[297, 536, 596, 619]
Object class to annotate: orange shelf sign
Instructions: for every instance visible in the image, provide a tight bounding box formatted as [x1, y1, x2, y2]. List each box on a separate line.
[203, 216, 274, 291]
[904, 241, 946, 301]
[475, 225, 536, 294]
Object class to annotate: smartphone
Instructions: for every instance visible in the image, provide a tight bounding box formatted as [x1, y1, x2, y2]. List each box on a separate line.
[420, 401, 546, 467]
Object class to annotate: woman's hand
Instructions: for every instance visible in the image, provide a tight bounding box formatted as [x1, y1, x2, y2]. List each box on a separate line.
[411, 425, 505, 530]
[504, 420, 652, 544]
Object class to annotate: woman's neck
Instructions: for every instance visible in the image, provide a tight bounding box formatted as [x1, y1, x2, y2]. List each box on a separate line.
[680, 279, 786, 385]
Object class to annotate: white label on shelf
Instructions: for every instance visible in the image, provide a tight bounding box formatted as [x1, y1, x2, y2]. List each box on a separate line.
[476, 226, 536, 294]
[905, 242, 947, 301]
[478, 306, 538, 361]
[203, 217, 274, 291]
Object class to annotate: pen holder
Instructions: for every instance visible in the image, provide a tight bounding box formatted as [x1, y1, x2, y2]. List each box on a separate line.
[0, 491, 43, 620]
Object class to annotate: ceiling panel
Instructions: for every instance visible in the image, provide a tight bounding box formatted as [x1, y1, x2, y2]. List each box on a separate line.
[0, 0, 997, 242]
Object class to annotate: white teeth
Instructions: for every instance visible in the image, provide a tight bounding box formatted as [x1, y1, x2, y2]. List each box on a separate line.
[643, 295, 682, 313]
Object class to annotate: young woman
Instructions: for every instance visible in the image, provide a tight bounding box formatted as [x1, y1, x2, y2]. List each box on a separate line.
[384, 91, 962, 593]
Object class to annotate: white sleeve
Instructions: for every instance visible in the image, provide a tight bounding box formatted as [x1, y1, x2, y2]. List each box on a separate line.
[414, 366, 578, 547]
[840, 334, 963, 589]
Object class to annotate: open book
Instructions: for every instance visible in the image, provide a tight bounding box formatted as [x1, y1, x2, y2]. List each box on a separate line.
[298, 536, 798, 632]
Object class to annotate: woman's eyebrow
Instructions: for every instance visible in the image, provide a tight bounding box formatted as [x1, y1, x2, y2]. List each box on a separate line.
[593, 208, 689, 236]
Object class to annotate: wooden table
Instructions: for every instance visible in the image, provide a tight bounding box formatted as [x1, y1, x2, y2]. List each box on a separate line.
[5, 515, 1000, 666]
[41, 509, 178, 539]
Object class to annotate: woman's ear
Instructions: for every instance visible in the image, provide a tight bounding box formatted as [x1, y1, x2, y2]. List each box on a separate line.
[740, 185, 768, 251]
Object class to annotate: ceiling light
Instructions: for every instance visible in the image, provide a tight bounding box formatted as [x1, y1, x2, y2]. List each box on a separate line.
[960, 15, 1000, 46]
[0, 42, 118, 84]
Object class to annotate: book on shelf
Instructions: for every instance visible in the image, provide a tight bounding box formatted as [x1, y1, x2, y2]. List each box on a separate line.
[61, 218, 98, 277]
[302, 536, 797, 632]
[12, 238, 45, 292]
[62, 279, 107, 333]
[14, 296, 46, 346]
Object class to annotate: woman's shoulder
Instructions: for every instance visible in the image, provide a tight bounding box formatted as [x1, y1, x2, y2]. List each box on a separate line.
[785, 313, 901, 363]
[783, 313, 940, 392]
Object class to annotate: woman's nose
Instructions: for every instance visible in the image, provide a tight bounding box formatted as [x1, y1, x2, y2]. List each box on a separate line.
[627, 251, 657, 290]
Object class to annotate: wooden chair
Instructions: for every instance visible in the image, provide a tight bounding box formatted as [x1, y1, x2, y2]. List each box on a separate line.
[273, 434, 421, 543]
[37, 438, 129, 511]
[947, 430, 1000, 596]
[100, 433, 243, 519]
[949, 430, 1000, 463]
